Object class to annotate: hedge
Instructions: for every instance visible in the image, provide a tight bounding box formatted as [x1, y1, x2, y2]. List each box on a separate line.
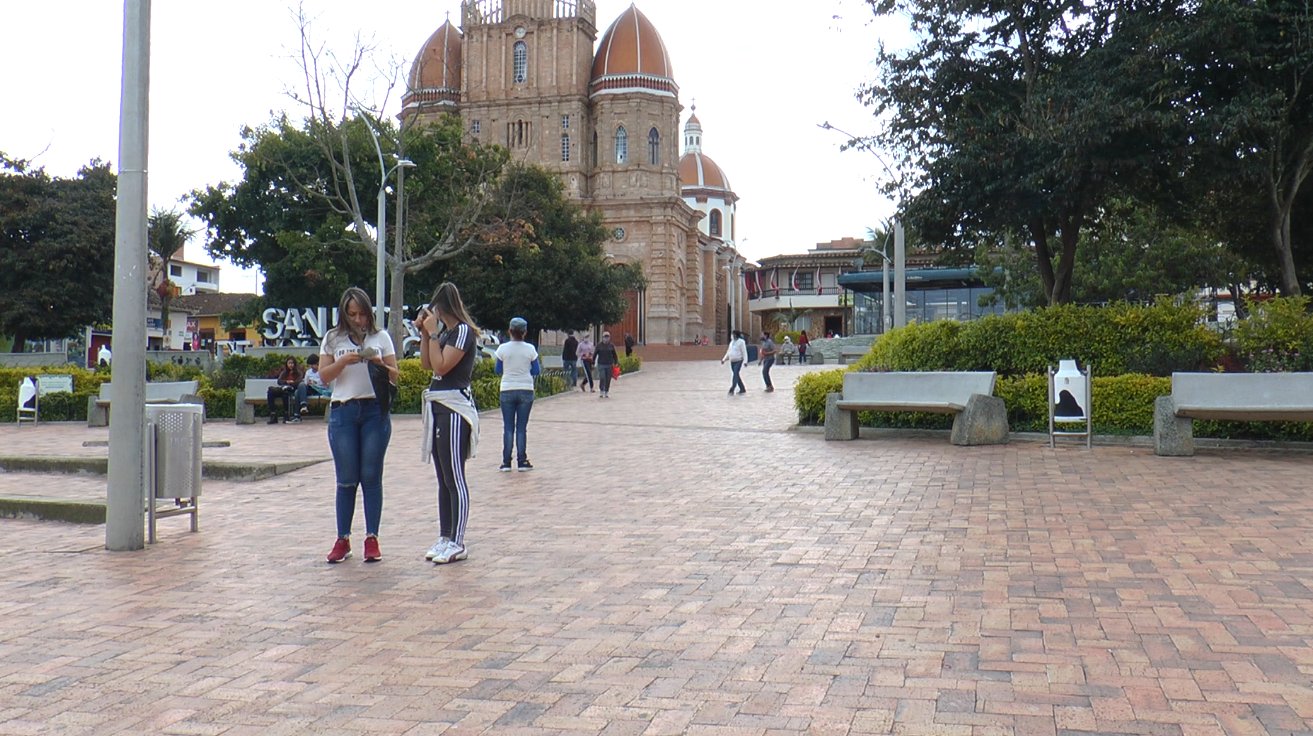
[2, 348, 617, 422]
[855, 299, 1225, 376]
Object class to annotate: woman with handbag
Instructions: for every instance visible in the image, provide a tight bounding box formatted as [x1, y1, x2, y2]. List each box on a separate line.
[317, 287, 398, 563]
[417, 282, 481, 565]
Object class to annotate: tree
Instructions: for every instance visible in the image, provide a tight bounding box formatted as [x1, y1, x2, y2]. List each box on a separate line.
[0, 154, 115, 351]
[1178, 1, 1313, 296]
[428, 164, 645, 340]
[147, 208, 196, 348]
[976, 197, 1251, 307]
[858, 1, 1189, 304]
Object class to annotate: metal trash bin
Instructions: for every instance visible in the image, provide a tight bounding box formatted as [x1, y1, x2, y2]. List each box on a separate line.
[145, 403, 203, 541]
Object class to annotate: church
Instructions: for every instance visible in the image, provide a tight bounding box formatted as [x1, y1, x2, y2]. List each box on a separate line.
[401, 0, 752, 345]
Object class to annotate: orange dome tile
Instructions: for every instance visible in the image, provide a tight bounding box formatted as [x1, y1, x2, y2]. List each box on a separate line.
[678, 152, 730, 191]
[590, 5, 676, 97]
[404, 20, 462, 108]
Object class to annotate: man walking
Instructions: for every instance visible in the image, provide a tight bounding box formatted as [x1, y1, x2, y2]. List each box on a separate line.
[759, 331, 777, 392]
[595, 332, 619, 398]
[561, 330, 579, 387]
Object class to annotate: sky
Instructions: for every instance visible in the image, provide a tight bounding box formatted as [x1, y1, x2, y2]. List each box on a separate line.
[2, 1, 908, 295]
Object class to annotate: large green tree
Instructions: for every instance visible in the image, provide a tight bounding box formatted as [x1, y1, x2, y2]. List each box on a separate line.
[189, 114, 509, 341]
[859, 1, 1188, 305]
[1178, 0, 1313, 296]
[428, 164, 645, 340]
[0, 155, 115, 351]
[977, 197, 1250, 307]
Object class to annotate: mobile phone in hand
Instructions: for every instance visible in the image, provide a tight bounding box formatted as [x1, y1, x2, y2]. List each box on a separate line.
[359, 346, 379, 360]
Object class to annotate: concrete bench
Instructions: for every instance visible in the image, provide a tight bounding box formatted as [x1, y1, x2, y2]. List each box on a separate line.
[236, 378, 332, 424]
[1154, 372, 1313, 456]
[825, 371, 1008, 445]
[838, 346, 870, 365]
[88, 380, 202, 427]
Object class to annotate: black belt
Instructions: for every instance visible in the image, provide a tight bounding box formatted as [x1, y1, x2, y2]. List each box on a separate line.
[330, 397, 377, 408]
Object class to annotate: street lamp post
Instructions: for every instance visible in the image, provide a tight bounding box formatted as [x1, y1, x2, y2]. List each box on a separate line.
[819, 122, 906, 329]
[360, 114, 415, 328]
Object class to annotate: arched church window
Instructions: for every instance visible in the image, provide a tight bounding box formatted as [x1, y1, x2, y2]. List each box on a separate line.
[512, 41, 527, 84]
[615, 126, 628, 164]
[592, 131, 599, 167]
[561, 133, 571, 162]
[709, 209, 722, 236]
[648, 128, 660, 165]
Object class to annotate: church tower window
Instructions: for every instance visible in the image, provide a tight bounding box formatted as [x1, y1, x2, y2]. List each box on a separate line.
[615, 126, 628, 164]
[709, 209, 722, 236]
[648, 128, 660, 165]
[561, 134, 571, 161]
[512, 41, 527, 84]
[592, 131, 599, 167]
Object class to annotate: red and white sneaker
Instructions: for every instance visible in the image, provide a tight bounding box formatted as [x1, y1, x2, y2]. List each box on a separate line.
[363, 536, 381, 563]
[326, 537, 351, 563]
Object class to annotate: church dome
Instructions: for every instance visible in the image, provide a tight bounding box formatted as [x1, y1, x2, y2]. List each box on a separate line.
[678, 152, 731, 192]
[590, 5, 677, 98]
[403, 20, 462, 111]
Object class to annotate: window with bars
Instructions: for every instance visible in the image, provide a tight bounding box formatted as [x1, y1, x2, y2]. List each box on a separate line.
[709, 210, 722, 236]
[471, 120, 481, 134]
[512, 41, 527, 83]
[615, 126, 628, 164]
[561, 114, 569, 129]
[561, 133, 571, 161]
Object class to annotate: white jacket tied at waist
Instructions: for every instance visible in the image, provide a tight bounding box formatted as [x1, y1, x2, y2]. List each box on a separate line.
[421, 388, 480, 462]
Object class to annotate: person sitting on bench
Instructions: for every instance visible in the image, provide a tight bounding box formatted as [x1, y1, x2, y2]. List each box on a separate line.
[267, 357, 302, 424]
[295, 354, 331, 416]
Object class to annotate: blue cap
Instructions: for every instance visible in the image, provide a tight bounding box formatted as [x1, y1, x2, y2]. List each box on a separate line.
[509, 316, 528, 331]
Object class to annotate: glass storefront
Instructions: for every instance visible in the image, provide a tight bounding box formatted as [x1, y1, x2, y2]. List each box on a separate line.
[842, 268, 1012, 335]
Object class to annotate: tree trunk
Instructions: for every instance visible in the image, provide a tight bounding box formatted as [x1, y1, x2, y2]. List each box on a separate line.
[1272, 209, 1302, 296]
[1031, 219, 1058, 305]
[389, 255, 413, 356]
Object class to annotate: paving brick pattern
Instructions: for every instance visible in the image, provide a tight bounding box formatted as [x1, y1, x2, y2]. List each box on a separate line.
[0, 360, 1310, 735]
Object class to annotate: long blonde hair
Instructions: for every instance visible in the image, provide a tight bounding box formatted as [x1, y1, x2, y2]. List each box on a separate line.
[328, 286, 379, 344]
[428, 282, 480, 338]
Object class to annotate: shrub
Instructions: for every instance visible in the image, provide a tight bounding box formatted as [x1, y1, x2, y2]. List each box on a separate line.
[1233, 296, 1313, 372]
[855, 299, 1223, 377]
[793, 368, 843, 424]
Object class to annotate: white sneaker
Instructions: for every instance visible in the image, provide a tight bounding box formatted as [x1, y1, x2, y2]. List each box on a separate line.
[433, 542, 467, 564]
[424, 537, 451, 560]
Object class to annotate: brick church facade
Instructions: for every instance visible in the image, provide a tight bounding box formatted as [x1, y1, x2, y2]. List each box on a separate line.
[401, 0, 751, 344]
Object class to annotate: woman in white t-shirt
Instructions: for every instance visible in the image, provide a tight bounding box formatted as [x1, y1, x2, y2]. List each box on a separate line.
[493, 316, 541, 472]
[316, 287, 398, 564]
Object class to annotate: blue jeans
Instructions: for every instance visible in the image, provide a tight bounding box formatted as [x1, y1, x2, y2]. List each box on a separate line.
[295, 382, 330, 409]
[500, 390, 534, 465]
[327, 399, 391, 538]
[729, 360, 746, 393]
[561, 359, 577, 386]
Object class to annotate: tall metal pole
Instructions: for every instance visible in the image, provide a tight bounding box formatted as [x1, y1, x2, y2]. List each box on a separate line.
[107, 0, 150, 551]
[894, 221, 907, 328]
[375, 185, 386, 329]
[882, 257, 890, 333]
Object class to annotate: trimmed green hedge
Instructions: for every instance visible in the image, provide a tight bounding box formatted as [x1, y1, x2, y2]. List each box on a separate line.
[855, 300, 1225, 376]
[2, 348, 608, 422]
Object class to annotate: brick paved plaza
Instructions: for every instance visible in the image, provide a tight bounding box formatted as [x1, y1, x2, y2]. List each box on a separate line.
[1, 360, 1311, 735]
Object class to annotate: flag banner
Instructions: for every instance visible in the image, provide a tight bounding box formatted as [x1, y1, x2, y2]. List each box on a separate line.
[769, 269, 778, 291]
[816, 266, 823, 295]
[790, 268, 799, 291]
[755, 270, 763, 293]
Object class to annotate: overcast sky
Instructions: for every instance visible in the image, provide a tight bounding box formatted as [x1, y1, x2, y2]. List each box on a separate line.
[2, 1, 907, 294]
